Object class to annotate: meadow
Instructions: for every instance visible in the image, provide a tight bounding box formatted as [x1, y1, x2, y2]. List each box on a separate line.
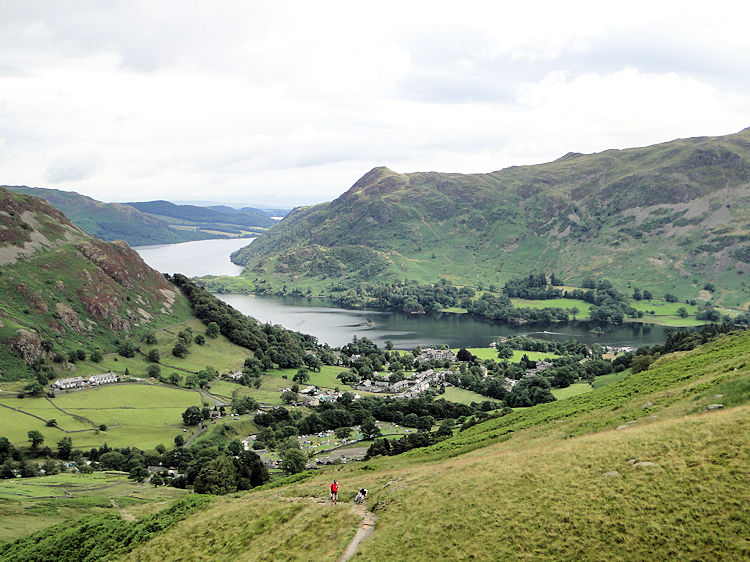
[0, 384, 204, 450]
[0, 472, 187, 545]
[452, 347, 560, 362]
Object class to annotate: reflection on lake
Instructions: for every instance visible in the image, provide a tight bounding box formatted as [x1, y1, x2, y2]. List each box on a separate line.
[134, 238, 252, 277]
[216, 294, 676, 350]
[132, 239, 682, 350]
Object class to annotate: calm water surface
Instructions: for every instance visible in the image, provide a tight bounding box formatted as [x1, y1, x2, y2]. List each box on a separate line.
[135, 239, 678, 349]
[134, 238, 253, 277]
[219, 294, 674, 350]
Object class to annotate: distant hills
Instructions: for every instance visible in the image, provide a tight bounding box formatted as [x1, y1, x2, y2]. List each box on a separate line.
[231, 128, 750, 307]
[3, 186, 285, 246]
[0, 187, 181, 379]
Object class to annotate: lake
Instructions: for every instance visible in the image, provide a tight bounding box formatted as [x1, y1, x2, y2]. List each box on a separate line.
[133, 238, 253, 277]
[219, 294, 674, 350]
[135, 238, 678, 350]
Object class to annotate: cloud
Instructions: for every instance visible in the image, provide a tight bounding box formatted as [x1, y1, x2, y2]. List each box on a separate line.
[0, 2, 749, 206]
[45, 145, 99, 183]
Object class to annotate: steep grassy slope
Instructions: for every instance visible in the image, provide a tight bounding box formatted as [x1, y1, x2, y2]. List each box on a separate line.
[231, 129, 750, 307]
[119, 329, 750, 560]
[0, 187, 185, 379]
[3, 186, 219, 245]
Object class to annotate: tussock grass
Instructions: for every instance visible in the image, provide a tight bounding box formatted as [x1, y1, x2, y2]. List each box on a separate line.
[123, 493, 359, 561]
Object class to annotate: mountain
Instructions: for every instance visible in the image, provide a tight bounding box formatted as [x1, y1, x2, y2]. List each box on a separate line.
[2, 186, 226, 246]
[231, 129, 750, 307]
[0, 187, 181, 379]
[126, 200, 276, 230]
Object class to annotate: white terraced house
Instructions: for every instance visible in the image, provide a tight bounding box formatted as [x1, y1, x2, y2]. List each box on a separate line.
[52, 376, 85, 389]
[88, 372, 118, 385]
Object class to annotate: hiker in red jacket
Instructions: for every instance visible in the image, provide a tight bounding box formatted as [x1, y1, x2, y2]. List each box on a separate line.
[330, 480, 339, 504]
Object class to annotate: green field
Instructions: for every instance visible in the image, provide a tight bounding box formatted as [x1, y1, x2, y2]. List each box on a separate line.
[592, 370, 631, 389]
[272, 365, 357, 392]
[442, 386, 489, 404]
[0, 471, 187, 544]
[0, 384, 205, 450]
[453, 347, 560, 363]
[209, 376, 293, 406]
[551, 382, 593, 400]
[510, 297, 592, 320]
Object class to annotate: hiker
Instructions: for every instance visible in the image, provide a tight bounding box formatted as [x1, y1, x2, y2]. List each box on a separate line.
[330, 480, 339, 504]
[354, 488, 368, 503]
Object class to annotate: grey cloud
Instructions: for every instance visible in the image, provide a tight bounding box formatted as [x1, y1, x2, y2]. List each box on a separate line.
[45, 151, 99, 183]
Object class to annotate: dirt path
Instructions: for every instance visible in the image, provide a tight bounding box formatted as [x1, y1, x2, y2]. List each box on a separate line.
[337, 504, 377, 562]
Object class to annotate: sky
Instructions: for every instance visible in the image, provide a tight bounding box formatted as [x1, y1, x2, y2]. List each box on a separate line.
[1, 1, 750, 207]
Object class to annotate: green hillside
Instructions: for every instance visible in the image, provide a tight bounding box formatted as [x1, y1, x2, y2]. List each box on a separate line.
[2, 186, 224, 246]
[126, 200, 275, 232]
[0, 187, 195, 380]
[3, 329, 747, 560]
[229, 129, 750, 307]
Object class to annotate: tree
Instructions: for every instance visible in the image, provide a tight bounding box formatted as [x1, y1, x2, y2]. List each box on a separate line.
[281, 391, 298, 404]
[118, 340, 136, 358]
[27, 430, 44, 450]
[174, 434, 185, 447]
[676, 307, 689, 318]
[631, 355, 654, 374]
[129, 466, 150, 482]
[99, 451, 127, 470]
[56, 437, 72, 460]
[227, 439, 243, 456]
[143, 331, 158, 345]
[46, 418, 57, 427]
[232, 395, 259, 415]
[194, 455, 238, 494]
[155, 443, 166, 455]
[194, 334, 206, 346]
[150, 472, 164, 487]
[172, 342, 188, 358]
[457, 348, 474, 362]
[206, 322, 220, 338]
[642, 289, 652, 300]
[23, 381, 44, 397]
[334, 426, 351, 440]
[169, 372, 181, 385]
[90, 350, 103, 362]
[148, 348, 160, 362]
[98, 424, 107, 432]
[280, 449, 307, 475]
[147, 365, 161, 378]
[182, 405, 203, 426]
[293, 369, 310, 384]
[360, 417, 382, 440]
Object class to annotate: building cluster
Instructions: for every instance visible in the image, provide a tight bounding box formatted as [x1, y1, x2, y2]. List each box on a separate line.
[293, 385, 361, 407]
[415, 348, 457, 363]
[502, 360, 553, 390]
[354, 368, 452, 398]
[51, 372, 119, 390]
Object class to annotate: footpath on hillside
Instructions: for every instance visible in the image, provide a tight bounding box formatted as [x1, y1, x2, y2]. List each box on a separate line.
[302, 495, 377, 560]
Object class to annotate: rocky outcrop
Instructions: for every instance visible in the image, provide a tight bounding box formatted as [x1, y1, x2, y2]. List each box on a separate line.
[6, 328, 46, 364]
